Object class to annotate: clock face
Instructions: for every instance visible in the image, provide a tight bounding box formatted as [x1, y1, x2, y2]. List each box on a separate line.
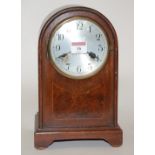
[49, 18, 109, 79]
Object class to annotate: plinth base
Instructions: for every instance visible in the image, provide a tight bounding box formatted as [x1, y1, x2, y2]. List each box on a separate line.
[34, 115, 123, 149]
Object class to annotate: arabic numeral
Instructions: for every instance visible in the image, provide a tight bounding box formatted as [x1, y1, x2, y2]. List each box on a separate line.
[55, 45, 60, 51]
[88, 63, 93, 70]
[88, 26, 92, 33]
[77, 66, 81, 72]
[57, 34, 64, 41]
[98, 44, 104, 52]
[66, 63, 70, 70]
[96, 34, 102, 41]
[77, 21, 83, 30]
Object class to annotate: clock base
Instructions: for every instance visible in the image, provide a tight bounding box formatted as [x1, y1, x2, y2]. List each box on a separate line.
[34, 114, 123, 149]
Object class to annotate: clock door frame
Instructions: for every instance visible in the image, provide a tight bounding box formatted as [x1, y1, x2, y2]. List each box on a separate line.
[34, 6, 122, 149]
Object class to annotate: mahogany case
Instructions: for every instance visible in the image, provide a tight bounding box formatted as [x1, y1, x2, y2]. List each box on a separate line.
[34, 6, 123, 149]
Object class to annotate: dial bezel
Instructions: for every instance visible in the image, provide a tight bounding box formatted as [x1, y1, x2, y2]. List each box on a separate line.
[48, 16, 109, 79]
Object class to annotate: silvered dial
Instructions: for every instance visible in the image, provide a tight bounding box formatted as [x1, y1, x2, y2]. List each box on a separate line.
[49, 18, 108, 79]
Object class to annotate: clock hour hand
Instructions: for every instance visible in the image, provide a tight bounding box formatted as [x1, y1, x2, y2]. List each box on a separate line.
[87, 51, 99, 61]
[57, 52, 71, 59]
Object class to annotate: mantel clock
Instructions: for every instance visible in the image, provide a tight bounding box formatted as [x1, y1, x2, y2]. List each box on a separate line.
[34, 6, 123, 149]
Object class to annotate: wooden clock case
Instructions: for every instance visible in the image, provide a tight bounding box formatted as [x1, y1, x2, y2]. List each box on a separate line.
[34, 6, 123, 149]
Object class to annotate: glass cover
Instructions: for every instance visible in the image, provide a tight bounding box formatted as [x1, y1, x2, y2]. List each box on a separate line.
[49, 18, 109, 79]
